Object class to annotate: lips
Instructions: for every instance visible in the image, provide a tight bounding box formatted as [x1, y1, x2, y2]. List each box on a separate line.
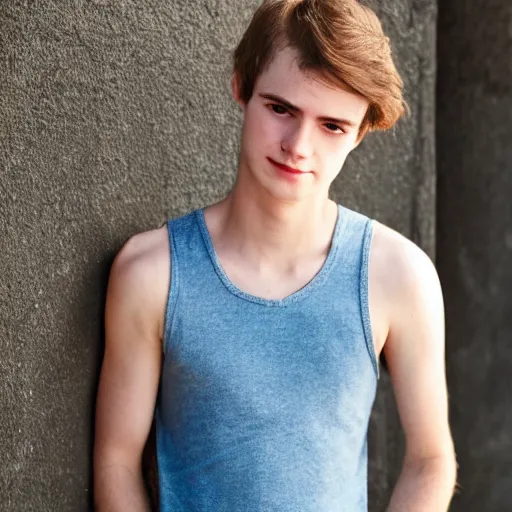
[267, 157, 310, 174]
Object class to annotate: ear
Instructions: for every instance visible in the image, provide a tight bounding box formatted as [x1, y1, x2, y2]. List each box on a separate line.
[231, 72, 245, 109]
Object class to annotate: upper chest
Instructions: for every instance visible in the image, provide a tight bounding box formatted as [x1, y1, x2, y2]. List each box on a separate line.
[213, 243, 390, 359]
[216, 249, 330, 302]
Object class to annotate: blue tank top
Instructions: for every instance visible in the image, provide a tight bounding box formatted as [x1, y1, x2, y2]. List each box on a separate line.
[155, 203, 379, 511]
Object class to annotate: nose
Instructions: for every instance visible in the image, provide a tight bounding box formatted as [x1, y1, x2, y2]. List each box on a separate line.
[280, 120, 314, 160]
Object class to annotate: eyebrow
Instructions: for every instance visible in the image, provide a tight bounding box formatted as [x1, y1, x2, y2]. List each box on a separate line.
[259, 93, 358, 127]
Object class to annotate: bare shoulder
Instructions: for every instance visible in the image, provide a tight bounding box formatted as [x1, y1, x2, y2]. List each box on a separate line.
[109, 223, 171, 341]
[115, 223, 170, 269]
[371, 220, 441, 297]
[368, 220, 443, 356]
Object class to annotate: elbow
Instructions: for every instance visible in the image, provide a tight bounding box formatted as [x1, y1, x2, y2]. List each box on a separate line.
[405, 450, 458, 490]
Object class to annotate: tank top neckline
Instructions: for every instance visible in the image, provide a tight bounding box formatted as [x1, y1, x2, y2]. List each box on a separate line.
[194, 203, 346, 307]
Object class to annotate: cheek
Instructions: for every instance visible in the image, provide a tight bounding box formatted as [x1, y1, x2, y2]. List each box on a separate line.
[322, 140, 345, 159]
[320, 141, 354, 173]
[246, 110, 281, 148]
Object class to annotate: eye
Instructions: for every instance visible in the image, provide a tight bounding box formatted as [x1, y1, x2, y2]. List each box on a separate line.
[269, 103, 288, 115]
[324, 123, 345, 134]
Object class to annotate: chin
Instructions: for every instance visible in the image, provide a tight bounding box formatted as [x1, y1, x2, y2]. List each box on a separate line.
[262, 178, 318, 203]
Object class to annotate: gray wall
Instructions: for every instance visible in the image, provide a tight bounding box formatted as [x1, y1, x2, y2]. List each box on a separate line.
[437, 1, 512, 510]
[1, 1, 436, 510]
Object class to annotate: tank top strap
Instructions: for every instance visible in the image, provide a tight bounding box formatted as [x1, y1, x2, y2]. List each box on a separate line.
[162, 209, 213, 354]
[331, 203, 373, 269]
[327, 204, 377, 377]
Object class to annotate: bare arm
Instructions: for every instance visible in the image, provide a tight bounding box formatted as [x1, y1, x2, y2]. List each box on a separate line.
[377, 229, 457, 511]
[94, 229, 168, 511]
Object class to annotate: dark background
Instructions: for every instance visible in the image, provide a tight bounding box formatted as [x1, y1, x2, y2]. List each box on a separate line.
[1, 0, 510, 510]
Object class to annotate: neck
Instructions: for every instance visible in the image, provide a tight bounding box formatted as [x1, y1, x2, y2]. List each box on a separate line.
[207, 175, 338, 272]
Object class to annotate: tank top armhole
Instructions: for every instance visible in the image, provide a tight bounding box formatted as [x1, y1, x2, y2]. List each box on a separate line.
[162, 219, 180, 355]
[360, 218, 380, 379]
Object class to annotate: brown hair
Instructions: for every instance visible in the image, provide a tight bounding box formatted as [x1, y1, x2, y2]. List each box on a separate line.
[233, 0, 408, 137]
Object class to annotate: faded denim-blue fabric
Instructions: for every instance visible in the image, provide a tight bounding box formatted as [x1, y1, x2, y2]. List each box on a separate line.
[155, 203, 379, 512]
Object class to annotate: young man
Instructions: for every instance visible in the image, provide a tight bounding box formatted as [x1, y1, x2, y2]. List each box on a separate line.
[94, 0, 457, 510]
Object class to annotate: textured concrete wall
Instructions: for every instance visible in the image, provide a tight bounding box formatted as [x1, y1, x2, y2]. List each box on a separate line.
[437, 1, 512, 511]
[0, 1, 437, 510]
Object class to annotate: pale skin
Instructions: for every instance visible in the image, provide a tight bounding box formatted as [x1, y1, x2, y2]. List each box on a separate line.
[93, 47, 457, 510]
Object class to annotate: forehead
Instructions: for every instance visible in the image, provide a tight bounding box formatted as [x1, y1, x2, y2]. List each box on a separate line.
[253, 46, 369, 121]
